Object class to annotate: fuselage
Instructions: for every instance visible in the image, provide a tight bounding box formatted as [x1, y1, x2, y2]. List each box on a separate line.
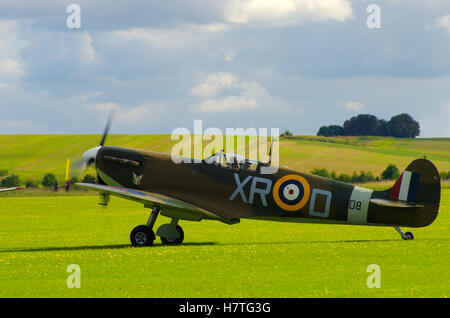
[92, 146, 437, 228]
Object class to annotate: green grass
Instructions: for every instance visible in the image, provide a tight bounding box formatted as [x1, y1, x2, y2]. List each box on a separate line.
[0, 190, 448, 297]
[0, 135, 450, 184]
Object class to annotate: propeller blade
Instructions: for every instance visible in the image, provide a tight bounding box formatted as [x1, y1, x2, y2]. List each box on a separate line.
[268, 137, 274, 164]
[69, 156, 87, 178]
[99, 111, 114, 146]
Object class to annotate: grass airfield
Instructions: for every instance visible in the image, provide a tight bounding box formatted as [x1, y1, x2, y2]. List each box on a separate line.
[0, 190, 448, 298]
[0, 135, 449, 297]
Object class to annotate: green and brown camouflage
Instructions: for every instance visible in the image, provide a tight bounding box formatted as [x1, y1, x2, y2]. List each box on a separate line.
[88, 146, 440, 229]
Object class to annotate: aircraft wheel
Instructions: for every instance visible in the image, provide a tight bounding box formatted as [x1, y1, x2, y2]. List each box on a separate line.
[161, 225, 184, 245]
[130, 225, 155, 247]
[403, 232, 414, 240]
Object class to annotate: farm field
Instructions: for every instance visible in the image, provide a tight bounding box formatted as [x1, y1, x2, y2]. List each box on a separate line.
[0, 135, 449, 184]
[0, 190, 448, 298]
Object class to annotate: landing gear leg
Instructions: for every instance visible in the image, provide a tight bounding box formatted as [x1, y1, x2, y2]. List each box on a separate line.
[394, 226, 414, 240]
[130, 206, 160, 247]
[158, 218, 184, 245]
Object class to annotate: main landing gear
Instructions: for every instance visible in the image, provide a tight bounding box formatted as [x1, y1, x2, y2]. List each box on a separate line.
[394, 226, 414, 240]
[130, 206, 185, 247]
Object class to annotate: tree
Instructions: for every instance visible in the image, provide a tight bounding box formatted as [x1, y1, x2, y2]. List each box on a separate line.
[42, 173, 56, 187]
[343, 114, 380, 136]
[25, 180, 38, 188]
[337, 173, 351, 182]
[377, 119, 391, 136]
[69, 176, 79, 184]
[316, 113, 420, 138]
[381, 164, 400, 180]
[280, 130, 293, 137]
[317, 125, 344, 137]
[311, 168, 331, 179]
[1, 174, 20, 187]
[82, 174, 96, 184]
[387, 113, 420, 138]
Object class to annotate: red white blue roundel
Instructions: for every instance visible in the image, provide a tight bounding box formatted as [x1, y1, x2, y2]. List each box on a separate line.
[273, 175, 310, 211]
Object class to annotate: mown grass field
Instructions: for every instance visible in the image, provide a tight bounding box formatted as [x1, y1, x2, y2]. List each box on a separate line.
[0, 191, 448, 298]
[0, 135, 449, 297]
[0, 135, 449, 184]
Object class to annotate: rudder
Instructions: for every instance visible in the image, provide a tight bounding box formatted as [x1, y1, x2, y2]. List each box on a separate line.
[388, 158, 441, 227]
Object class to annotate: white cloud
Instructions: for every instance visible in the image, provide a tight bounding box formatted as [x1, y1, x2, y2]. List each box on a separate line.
[108, 27, 201, 50]
[192, 73, 274, 112]
[76, 32, 96, 64]
[223, 0, 353, 26]
[340, 100, 364, 111]
[190, 72, 238, 98]
[423, 0, 450, 8]
[90, 102, 121, 113]
[88, 101, 166, 126]
[196, 95, 259, 112]
[0, 58, 24, 79]
[69, 91, 102, 103]
[425, 14, 450, 34]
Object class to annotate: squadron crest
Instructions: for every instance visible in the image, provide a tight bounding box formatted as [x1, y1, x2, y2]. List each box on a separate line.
[132, 172, 143, 185]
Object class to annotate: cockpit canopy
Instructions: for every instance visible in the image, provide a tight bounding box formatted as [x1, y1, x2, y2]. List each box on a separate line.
[204, 151, 263, 171]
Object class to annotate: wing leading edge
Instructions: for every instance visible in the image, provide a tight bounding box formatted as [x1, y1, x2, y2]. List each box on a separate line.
[75, 183, 239, 225]
[0, 187, 22, 192]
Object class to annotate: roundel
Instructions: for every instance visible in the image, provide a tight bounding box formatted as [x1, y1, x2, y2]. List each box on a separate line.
[273, 174, 310, 211]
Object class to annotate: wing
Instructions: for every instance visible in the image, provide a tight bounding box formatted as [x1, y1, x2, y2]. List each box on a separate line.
[0, 187, 22, 192]
[74, 183, 239, 225]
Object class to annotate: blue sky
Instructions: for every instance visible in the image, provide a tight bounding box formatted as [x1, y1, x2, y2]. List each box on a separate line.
[0, 0, 449, 136]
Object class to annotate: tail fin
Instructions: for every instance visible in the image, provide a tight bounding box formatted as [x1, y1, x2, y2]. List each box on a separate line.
[386, 158, 441, 227]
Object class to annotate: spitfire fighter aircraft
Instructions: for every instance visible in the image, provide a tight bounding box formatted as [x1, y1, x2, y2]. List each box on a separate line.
[74, 120, 441, 247]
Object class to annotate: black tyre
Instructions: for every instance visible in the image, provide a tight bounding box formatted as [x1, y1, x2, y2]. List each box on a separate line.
[130, 225, 155, 247]
[160, 225, 184, 245]
[404, 232, 414, 240]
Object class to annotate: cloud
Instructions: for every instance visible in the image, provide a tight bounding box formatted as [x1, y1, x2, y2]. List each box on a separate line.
[107, 27, 202, 50]
[191, 73, 273, 112]
[425, 14, 450, 34]
[223, 0, 353, 26]
[340, 101, 364, 111]
[88, 101, 167, 127]
[0, 58, 24, 79]
[190, 72, 238, 98]
[195, 95, 259, 112]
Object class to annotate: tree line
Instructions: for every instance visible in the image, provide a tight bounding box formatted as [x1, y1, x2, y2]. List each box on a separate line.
[312, 164, 450, 183]
[0, 172, 97, 188]
[317, 113, 420, 138]
[1, 167, 450, 189]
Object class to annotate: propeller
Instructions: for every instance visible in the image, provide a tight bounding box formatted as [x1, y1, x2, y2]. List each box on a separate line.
[69, 111, 115, 180]
[99, 111, 114, 147]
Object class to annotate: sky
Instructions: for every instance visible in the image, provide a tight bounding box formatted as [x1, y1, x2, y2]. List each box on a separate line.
[0, 0, 449, 137]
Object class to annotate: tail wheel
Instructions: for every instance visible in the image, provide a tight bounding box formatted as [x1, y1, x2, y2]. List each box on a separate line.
[161, 225, 184, 245]
[130, 225, 155, 247]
